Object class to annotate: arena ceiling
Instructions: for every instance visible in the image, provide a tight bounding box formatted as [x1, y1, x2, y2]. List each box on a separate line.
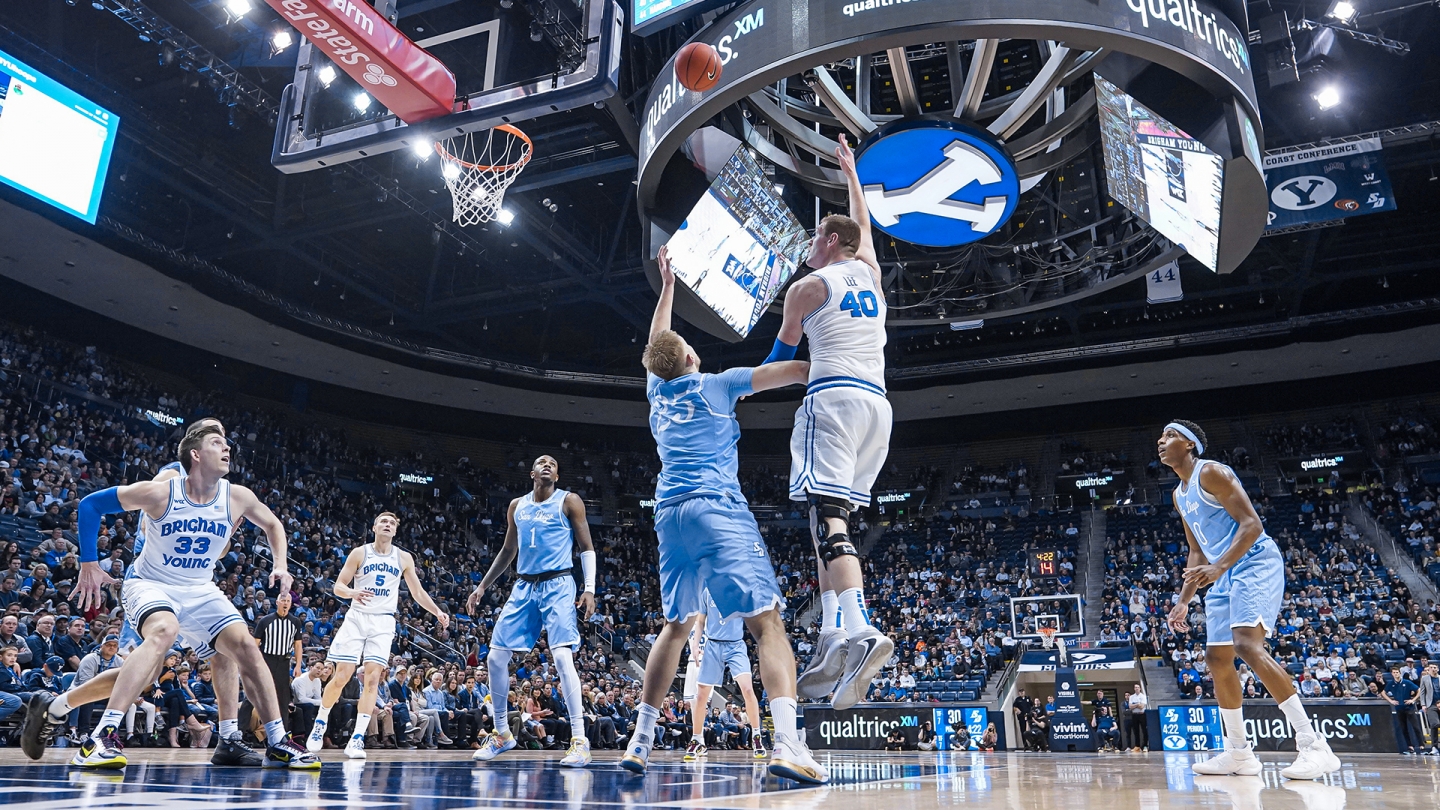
[0, 0, 1439, 394]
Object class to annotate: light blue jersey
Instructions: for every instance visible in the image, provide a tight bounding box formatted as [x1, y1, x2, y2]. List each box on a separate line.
[1174, 460, 1272, 563]
[514, 488, 573, 575]
[704, 590, 743, 642]
[647, 368, 755, 508]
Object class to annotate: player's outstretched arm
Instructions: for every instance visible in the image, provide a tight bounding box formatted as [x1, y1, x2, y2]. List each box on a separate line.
[564, 492, 598, 620]
[73, 480, 170, 610]
[401, 550, 449, 631]
[332, 547, 369, 605]
[231, 485, 293, 595]
[750, 360, 810, 393]
[836, 133, 881, 281]
[467, 499, 521, 614]
[650, 245, 677, 342]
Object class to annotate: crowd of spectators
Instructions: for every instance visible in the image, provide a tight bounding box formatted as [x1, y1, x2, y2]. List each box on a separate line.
[1261, 417, 1361, 457]
[1377, 415, 1440, 459]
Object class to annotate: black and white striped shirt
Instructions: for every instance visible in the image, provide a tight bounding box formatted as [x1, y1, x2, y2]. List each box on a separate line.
[253, 611, 303, 658]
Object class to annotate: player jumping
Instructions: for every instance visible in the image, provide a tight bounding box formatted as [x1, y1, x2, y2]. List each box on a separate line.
[306, 511, 449, 759]
[768, 134, 893, 710]
[1161, 420, 1340, 780]
[466, 455, 597, 768]
[620, 246, 825, 784]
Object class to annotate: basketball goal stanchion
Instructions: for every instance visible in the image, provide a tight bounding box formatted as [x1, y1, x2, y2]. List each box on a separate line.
[435, 124, 533, 226]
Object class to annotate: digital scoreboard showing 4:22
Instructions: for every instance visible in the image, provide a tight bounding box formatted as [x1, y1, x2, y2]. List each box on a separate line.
[1028, 549, 1059, 578]
[1160, 706, 1224, 751]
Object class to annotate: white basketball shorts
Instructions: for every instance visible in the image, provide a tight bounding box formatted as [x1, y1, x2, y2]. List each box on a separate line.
[327, 611, 397, 667]
[788, 385, 892, 507]
[121, 577, 244, 659]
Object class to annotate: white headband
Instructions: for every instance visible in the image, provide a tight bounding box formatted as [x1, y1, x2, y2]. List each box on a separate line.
[1165, 422, 1204, 455]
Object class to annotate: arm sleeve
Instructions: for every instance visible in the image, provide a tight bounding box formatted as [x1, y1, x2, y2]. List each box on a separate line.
[579, 550, 597, 593]
[76, 487, 125, 563]
[762, 338, 798, 364]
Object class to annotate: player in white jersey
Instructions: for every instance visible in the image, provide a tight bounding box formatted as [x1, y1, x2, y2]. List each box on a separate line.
[68, 422, 319, 770]
[765, 134, 893, 710]
[467, 455, 597, 768]
[306, 511, 449, 759]
[683, 590, 765, 761]
[1161, 419, 1339, 780]
[19, 417, 262, 767]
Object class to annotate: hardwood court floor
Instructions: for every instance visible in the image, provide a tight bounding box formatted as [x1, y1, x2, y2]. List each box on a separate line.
[0, 747, 1432, 809]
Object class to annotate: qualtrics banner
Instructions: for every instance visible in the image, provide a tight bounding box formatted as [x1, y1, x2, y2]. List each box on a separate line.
[1153, 700, 1397, 753]
[264, 0, 456, 123]
[804, 705, 996, 750]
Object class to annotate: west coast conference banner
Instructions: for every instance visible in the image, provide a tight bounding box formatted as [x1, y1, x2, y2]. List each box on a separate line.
[1265, 137, 1396, 230]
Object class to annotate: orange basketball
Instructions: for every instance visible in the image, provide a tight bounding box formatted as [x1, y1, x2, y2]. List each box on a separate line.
[675, 42, 722, 92]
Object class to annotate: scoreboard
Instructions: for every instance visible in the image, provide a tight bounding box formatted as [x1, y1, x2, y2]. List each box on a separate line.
[1159, 705, 1224, 751]
[1028, 549, 1060, 578]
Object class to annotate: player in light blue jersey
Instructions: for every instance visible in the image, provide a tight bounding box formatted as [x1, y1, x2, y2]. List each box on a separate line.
[1162, 420, 1339, 780]
[466, 454, 597, 767]
[683, 589, 765, 761]
[619, 247, 825, 784]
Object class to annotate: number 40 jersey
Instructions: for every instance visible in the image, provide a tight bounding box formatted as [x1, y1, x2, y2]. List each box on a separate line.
[803, 259, 887, 394]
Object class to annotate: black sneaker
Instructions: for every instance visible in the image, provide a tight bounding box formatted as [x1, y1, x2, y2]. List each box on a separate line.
[264, 737, 322, 770]
[20, 693, 68, 761]
[212, 736, 265, 767]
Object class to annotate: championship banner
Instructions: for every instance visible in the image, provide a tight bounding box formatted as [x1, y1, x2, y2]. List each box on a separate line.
[1020, 647, 1135, 672]
[804, 705, 993, 750]
[1048, 668, 1096, 752]
[1154, 700, 1397, 753]
[1264, 137, 1396, 230]
[264, 0, 456, 123]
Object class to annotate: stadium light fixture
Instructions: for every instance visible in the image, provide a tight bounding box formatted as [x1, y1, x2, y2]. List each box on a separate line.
[1314, 85, 1341, 110]
[353, 92, 372, 111]
[225, 0, 253, 19]
[271, 30, 294, 52]
[412, 140, 434, 160]
[1326, 1, 1358, 24]
[317, 65, 337, 87]
[497, 208, 516, 225]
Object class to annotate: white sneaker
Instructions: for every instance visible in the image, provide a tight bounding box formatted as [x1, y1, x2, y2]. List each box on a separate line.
[769, 737, 828, 784]
[1191, 745, 1263, 776]
[1282, 779, 1347, 810]
[619, 737, 650, 775]
[797, 630, 848, 700]
[473, 731, 517, 761]
[1281, 733, 1340, 780]
[832, 627, 893, 711]
[304, 720, 327, 754]
[1193, 775, 1263, 810]
[560, 736, 591, 768]
[344, 736, 367, 760]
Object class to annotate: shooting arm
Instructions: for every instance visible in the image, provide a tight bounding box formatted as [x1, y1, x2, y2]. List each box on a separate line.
[650, 248, 676, 342]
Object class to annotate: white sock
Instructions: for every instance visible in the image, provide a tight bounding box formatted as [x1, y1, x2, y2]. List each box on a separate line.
[820, 591, 842, 633]
[353, 714, 371, 740]
[552, 646, 587, 740]
[1219, 707, 1250, 752]
[92, 709, 125, 739]
[1278, 694, 1317, 738]
[839, 587, 873, 633]
[770, 697, 798, 745]
[48, 693, 72, 719]
[629, 703, 660, 754]
[316, 705, 332, 725]
[219, 719, 239, 740]
[264, 719, 287, 747]
[489, 648, 513, 734]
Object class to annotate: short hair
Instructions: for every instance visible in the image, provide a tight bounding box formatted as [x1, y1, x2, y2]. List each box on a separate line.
[1170, 419, 1208, 458]
[534, 455, 559, 476]
[375, 511, 399, 525]
[179, 424, 224, 472]
[642, 329, 688, 381]
[819, 214, 861, 254]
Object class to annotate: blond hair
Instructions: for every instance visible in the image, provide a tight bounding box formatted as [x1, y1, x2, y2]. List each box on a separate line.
[642, 330, 688, 380]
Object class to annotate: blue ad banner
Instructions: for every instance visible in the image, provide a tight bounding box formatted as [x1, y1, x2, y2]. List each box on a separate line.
[1264, 137, 1396, 230]
[804, 704, 992, 750]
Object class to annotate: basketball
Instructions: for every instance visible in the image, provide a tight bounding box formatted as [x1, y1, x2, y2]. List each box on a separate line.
[675, 42, 722, 92]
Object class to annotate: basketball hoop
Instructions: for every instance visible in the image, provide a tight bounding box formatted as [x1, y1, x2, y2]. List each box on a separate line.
[1038, 626, 1058, 650]
[435, 124, 533, 226]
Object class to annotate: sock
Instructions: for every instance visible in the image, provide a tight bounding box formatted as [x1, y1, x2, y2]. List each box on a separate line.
[264, 719, 287, 747]
[92, 709, 125, 739]
[48, 693, 72, 720]
[1219, 707, 1250, 752]
[316, 705, 332, 725]
[770, 697, 798, 745]
[219, 719, 240, 740]
[353, 714, 371, 741]
[839, 587, 873, 633]
[820, 591, 842, 632]
[489, 647, 513, 735]
[629, 703, 660, 754]
[1278, 694, 1317, 738]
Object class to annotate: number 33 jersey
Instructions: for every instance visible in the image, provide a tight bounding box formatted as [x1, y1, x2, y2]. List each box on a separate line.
[132, 477, 235, 586]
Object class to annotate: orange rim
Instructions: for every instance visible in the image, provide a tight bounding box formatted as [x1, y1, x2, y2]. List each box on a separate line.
[435, 124, 533, 171]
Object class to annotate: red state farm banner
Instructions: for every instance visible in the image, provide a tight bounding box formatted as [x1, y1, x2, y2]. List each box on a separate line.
[266, 0, 456, 124]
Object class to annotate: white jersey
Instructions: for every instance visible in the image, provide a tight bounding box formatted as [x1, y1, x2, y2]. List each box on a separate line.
[351, 542, 403, 616]
[131, 477, 234, 587]
[802, 259, 887, 394]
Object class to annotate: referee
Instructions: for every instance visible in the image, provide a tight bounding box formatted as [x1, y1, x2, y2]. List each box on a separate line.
[253, 590, 305, 730]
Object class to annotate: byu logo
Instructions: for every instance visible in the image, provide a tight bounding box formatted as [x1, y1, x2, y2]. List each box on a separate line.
[855, 121, 1019, 248]
[1271, 175, 1337, 210]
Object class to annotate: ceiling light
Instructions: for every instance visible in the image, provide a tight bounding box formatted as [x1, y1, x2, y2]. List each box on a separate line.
[225, 0, 253, 18]
[353, 92, 372, 111]
[530, 20, 544, 42]
[442, 162, 461, 181]
[1314, 85, 1341, 110]
[1326, 0, 1358, 24]
[317, 65, 337, 87]
[412, 140, 434, 160]
[497, 208, 515, 225]
[271, 30, 294, 52]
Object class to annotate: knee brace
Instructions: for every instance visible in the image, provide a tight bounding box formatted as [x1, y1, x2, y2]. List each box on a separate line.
[809, 495, 857, 564]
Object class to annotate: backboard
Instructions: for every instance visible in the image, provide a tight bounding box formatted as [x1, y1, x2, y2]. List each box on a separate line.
[1010, 594, 1084, 640]
[271, 0, 622, 173]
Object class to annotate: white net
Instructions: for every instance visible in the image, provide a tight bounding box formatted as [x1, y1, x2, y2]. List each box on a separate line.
[436, 124, 532, 227]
